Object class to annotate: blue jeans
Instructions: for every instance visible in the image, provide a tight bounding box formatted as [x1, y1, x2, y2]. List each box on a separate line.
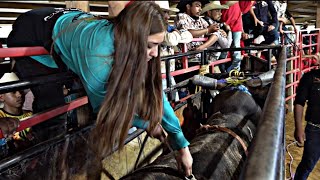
[227, 31, 242, 72]
[294, 124, 320, 180]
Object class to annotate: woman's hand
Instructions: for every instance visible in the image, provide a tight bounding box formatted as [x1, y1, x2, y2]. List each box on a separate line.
[175, 146, 193, 176]
[0, 117, 19, 137]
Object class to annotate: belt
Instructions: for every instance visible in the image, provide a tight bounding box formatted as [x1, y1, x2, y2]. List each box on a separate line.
[307, 121, 320, 129]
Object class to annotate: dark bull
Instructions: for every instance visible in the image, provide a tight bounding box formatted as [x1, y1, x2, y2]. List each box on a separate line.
[121, 89, 263, 180]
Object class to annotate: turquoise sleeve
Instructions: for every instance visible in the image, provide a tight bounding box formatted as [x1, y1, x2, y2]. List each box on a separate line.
[161, 91, 189, 150]
[132, 115, 149, 129]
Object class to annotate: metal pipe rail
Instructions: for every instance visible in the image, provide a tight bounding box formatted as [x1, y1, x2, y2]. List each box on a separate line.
[0, 72, 75, 94]
[240, 46, 287, 180]
[205, 45, 281, 52]
[0, 124, 145, 172]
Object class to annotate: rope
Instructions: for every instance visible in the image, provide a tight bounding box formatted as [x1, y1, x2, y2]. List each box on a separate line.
[286, 140, 298, 180]
[197, 124, 248, 156]
[195, 65, 210, 93]
[283, 33, 301, 52]
[225, 69, 248, 87]
[134, 135, 149, 170]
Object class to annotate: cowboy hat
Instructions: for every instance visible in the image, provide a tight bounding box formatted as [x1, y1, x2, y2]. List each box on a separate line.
[154, 1, 179, 13]
[0, 72, 19, 108]
[0, 72, 19, 84]
[201, 1, 229, 14]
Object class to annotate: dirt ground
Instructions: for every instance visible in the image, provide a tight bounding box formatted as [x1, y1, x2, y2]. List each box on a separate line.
[285, 112, 320, 179]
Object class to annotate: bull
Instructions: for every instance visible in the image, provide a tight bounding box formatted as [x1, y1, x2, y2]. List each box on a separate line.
[121, 89, 262, 180]
[120, 69, 276, 180]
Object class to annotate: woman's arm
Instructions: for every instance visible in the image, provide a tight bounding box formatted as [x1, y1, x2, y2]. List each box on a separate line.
[161, 91, 189, 149]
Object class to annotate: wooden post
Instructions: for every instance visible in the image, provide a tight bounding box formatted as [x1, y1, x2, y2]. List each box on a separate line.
[65, 1, 89, 12]
[317, 3, 320, 28]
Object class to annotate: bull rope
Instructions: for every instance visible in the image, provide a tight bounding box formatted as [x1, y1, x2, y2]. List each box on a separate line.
[225, 69, 248, 86]
[197, 124, 248, 156]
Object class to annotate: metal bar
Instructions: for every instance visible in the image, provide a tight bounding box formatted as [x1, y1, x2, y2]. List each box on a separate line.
[240, 46, 287, 180]
[160, 45, 281, 61]
[0, 96, 88, 138]
[165, 57, 172, 101]
[163, 78, 192, 93]
[206, 45, 281, 52]
[0, 124, 145, 172]
[0, 46, 48, 58]
[173, 92, 202, 111]
[0, 125, 94, 171]
[161, 65, 200, 79]
[268, 49, 272, 70]
[0, 72, 75, 94]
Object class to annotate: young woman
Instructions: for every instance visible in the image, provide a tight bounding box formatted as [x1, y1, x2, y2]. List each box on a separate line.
[7, 2, 193, 177]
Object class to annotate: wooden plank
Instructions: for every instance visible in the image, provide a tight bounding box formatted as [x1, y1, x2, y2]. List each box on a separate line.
[295, 16, 317, 24]
[65, 1, 89, 12]
[287, 1, 313, 10]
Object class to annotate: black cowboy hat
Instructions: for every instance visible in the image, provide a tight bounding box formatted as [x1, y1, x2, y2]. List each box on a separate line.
[176, 0, 210, 13]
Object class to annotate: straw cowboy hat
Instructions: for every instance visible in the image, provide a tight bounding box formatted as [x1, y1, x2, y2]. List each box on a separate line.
[154, 1, 179, 13]
[201, 1, 229, 14]
[0, 72, 19, 84]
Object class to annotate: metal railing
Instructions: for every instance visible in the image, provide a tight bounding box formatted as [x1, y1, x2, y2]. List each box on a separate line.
[240, 46, 287, 180]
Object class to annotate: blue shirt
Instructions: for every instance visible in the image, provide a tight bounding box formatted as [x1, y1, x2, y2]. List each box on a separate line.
[32, 11, 189, 150]
[254, 0, 278, 27]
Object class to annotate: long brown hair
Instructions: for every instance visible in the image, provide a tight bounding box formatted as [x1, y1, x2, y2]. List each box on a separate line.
[91, 2, 165, 158]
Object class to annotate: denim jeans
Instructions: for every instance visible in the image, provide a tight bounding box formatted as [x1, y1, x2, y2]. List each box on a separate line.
[294, 124, 320, 180]
[227, 31, 242, 72]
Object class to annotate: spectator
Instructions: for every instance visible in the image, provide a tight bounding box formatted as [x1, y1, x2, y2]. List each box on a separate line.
[219, 1, 244, 72]
[0, 73, 34, 158]
[202, 1, 232, 72]
[301, 22, 316, 55]
[246, 0, 278, 46]
[155, 1, 193, 102]
[294, 67, 320, 180]
[7, 2, 193, 176]
[175, 0, 223, 51]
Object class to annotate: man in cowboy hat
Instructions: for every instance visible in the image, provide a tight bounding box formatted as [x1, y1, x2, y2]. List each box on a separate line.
[201, 1, 232, 72]
[174, 0, 227, 52]
[154, 1, 193, 102]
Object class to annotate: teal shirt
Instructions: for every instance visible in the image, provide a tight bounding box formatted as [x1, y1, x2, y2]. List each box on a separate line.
[32, 12, 189, 150]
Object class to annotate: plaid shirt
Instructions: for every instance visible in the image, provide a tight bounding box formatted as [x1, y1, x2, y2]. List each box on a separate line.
[174, 13, 209, 51]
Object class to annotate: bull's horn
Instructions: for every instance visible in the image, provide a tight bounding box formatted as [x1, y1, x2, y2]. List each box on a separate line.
[246, 69, 275, 87]
[192, 75, 218, 89]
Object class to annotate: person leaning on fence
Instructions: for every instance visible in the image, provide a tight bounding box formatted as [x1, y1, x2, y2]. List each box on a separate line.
[244, 0, 278, 47]
[154, 1, 193, 102]
[201, 1, 232, 73]
[219, 0, 246, 72]
[294, 66, 320, 180]
[6, 2, 193, 177]
[174, 0, 224, 52]
[0, 73, 35, 158]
